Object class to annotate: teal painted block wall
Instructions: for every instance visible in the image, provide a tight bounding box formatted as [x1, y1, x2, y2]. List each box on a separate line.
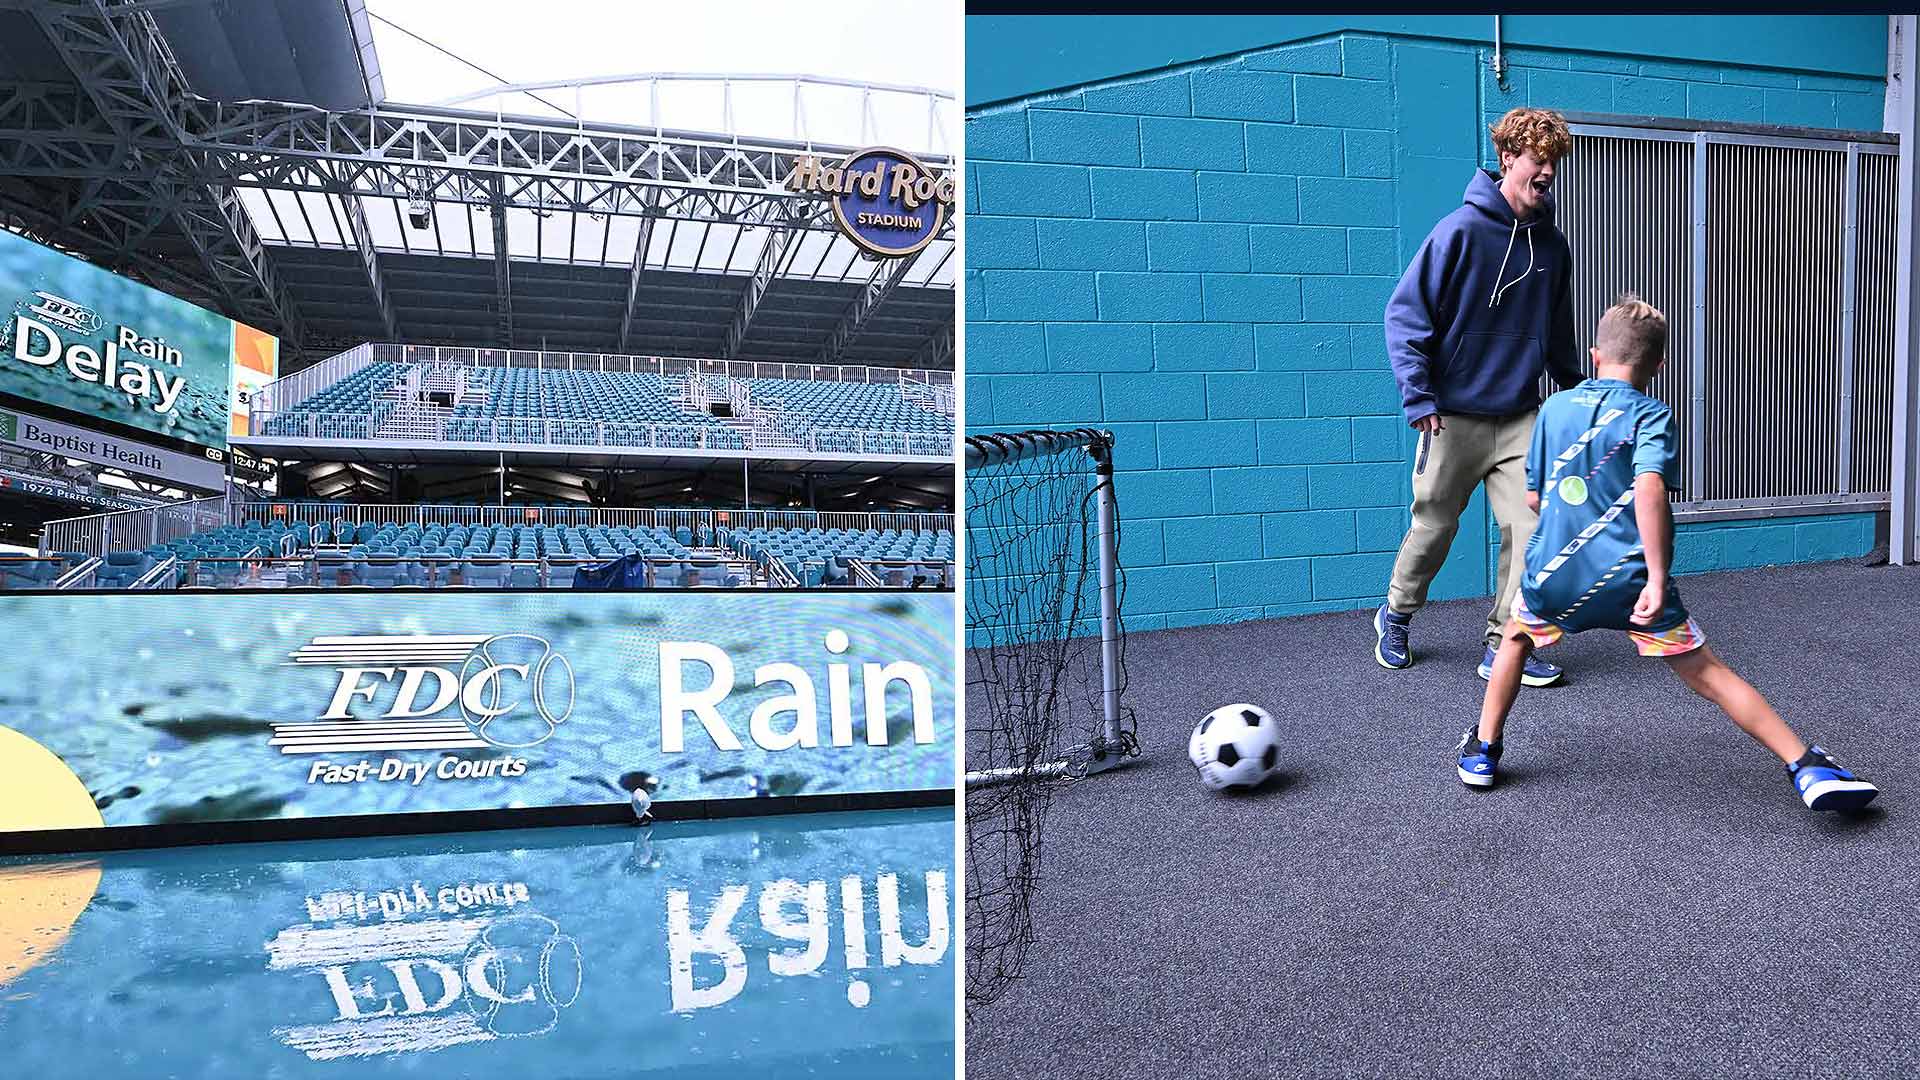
[967, 16, 1887, 108]
[965, 26, 1884, 632]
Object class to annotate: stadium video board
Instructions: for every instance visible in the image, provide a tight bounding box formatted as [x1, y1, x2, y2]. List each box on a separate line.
[0, 227, 278, 483]
[0, 590, 953, 838]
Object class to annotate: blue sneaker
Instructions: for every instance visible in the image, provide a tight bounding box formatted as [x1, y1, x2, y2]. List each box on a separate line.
[1456, 727, 1502, 788]
[1374, 605, 1412, 669]
[1477, 644, 1564, 687]
[1788, 746, 1879, 811]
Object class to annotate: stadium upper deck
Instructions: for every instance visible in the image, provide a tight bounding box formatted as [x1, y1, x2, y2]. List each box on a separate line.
[0, 1, 956, 586]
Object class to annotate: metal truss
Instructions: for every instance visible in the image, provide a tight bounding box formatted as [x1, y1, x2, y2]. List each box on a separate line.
[340, 183, 397, 339]
[616, 202, 657, 353]
[723, 213, 799, 358]
[489, 176, 510, 344]
[23, 0, 305, 341]
[7, 88, 955, 229]
[820, 253, 918, 365]
[0, 2, 953, 360]
[908, 322, 953, 370]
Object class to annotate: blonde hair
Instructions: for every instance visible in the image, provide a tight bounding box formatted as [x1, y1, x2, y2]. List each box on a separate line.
[1489, 108, 1573, 165]
[1593, 293, 1668, 372]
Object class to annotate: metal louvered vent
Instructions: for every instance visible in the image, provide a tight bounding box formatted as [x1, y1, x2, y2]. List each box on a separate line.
[1557, 133, 1694, 500]
[1556, 121, 1895, 514]
[1853, 151, 1898, 497]
[1703, 141, 1847, 502]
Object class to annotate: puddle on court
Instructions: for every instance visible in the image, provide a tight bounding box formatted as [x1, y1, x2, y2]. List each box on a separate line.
[0, 808, 954, 1078]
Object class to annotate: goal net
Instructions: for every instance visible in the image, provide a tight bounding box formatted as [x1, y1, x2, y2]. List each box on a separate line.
[964, 428, 1137, 1018]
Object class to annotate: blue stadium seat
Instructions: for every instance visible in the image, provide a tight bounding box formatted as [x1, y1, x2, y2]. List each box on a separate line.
[96, 551, 151, 589]
[462, 555, 508, 588]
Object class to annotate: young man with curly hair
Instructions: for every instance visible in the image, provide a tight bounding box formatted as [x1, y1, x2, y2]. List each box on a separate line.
[1374, 107, 1587, 686]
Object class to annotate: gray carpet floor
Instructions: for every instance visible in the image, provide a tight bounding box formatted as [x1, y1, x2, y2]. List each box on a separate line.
[966, 560, 1920, 1080]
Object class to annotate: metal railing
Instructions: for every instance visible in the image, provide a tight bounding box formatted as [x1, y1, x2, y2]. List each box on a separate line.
[278, 342, 954, 399]
[41, 499, 954, 562]
[249, 409, 952, 456]
[39, 494, 227, 558]
[232, 502, 954, 535]
[36, 552, 952, 591]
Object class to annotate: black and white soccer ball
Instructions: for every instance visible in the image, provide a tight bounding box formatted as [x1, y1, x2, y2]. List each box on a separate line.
[1187, 703, 1282, 791]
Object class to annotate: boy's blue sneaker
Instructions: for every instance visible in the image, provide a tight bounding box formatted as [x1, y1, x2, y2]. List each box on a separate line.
[1456, 727, 1503, 788]
[1477, 644, 1564, 687]
[1374, 605, 1412, 669]
[1788, 746, 1879, 812]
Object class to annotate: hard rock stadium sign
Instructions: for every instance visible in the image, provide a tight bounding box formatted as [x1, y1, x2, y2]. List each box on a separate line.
[785, 147, 955, 258]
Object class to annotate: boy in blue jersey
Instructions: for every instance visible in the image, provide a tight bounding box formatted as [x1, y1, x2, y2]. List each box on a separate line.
[1457, 295, 1879, 811]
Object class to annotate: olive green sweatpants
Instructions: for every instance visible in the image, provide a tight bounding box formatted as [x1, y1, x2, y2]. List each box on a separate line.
[1385, 410, 1539, 648]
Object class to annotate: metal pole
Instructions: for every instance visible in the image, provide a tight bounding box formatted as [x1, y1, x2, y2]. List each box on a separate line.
[1894, 16, 1920, 563]
[743, 459, 750, 509]
[1691, 132, 1709, 502]
[1090, 436, 1122, 749]
[1841, 142, 1861, 496]
[1492, 16, 1506, 84]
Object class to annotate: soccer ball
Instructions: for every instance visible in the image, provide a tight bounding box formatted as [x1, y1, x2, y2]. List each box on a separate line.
[1188, 703, 1282, 791]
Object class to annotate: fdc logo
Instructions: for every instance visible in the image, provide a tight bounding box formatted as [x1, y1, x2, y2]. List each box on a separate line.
[273, 634, 575, 754]
[786, 146, 954, 258]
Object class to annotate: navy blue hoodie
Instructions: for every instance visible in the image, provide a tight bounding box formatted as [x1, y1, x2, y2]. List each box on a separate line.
[1384, 169, 1583, 424]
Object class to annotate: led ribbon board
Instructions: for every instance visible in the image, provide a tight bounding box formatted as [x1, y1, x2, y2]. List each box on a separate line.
[0, 591, 954, 836]
[787, 147, 955, 258]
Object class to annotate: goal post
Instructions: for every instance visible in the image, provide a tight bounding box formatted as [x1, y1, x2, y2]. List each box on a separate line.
[964, 427, 1140, 1018]
[964, 427, 1137, 785]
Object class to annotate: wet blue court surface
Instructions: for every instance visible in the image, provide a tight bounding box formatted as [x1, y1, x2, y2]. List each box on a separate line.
[0, 808, 954, 1078]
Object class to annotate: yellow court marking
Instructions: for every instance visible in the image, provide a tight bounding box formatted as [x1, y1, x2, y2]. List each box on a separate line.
[0, 724, 106, 987]
[0, 861, 103, 989]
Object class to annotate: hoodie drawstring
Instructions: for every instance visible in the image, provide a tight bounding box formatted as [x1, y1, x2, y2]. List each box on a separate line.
[1489, 222, 1535, 308]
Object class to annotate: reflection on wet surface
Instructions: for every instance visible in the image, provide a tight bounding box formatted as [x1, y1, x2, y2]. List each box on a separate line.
[0, 808, 953, 1078]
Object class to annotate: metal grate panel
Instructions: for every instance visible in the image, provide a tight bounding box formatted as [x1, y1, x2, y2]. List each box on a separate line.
[1853, 151, 1898, 497]
[1558, 133, 1695, 500]
[1704, 142, 1848, 501]
[1562, 123, 1894, 512]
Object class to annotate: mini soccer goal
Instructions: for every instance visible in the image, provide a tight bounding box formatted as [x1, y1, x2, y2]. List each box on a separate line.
[964, 427, 1139, 1016]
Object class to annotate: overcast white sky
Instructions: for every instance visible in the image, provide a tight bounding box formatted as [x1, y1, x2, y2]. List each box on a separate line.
[365, 0, 960, 152]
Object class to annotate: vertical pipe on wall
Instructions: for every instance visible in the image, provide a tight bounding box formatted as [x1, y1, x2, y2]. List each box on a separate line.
[1892, 16, 1920, 562]
[1842, 142, 1860, 496]
[1690, 133, 1709, 502]
[1492, 16, 1506, 84]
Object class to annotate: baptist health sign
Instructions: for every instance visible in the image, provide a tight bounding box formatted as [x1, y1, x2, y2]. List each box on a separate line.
[786, 147, 955, 258]
[0, 407, 226, 490]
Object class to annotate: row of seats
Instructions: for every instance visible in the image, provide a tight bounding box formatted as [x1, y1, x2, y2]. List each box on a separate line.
[0, 553, 86, 589]
[314, 522, 702, 560]
[261, 363, 951, 447]
[62, 513, 954, 591]
[301, 552, 746, 589]
[725, 526, 954, 586]
[746, 378, 953, 434]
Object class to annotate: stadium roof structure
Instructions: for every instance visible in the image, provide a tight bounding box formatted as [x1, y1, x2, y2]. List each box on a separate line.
[0, 0, 955, 372]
